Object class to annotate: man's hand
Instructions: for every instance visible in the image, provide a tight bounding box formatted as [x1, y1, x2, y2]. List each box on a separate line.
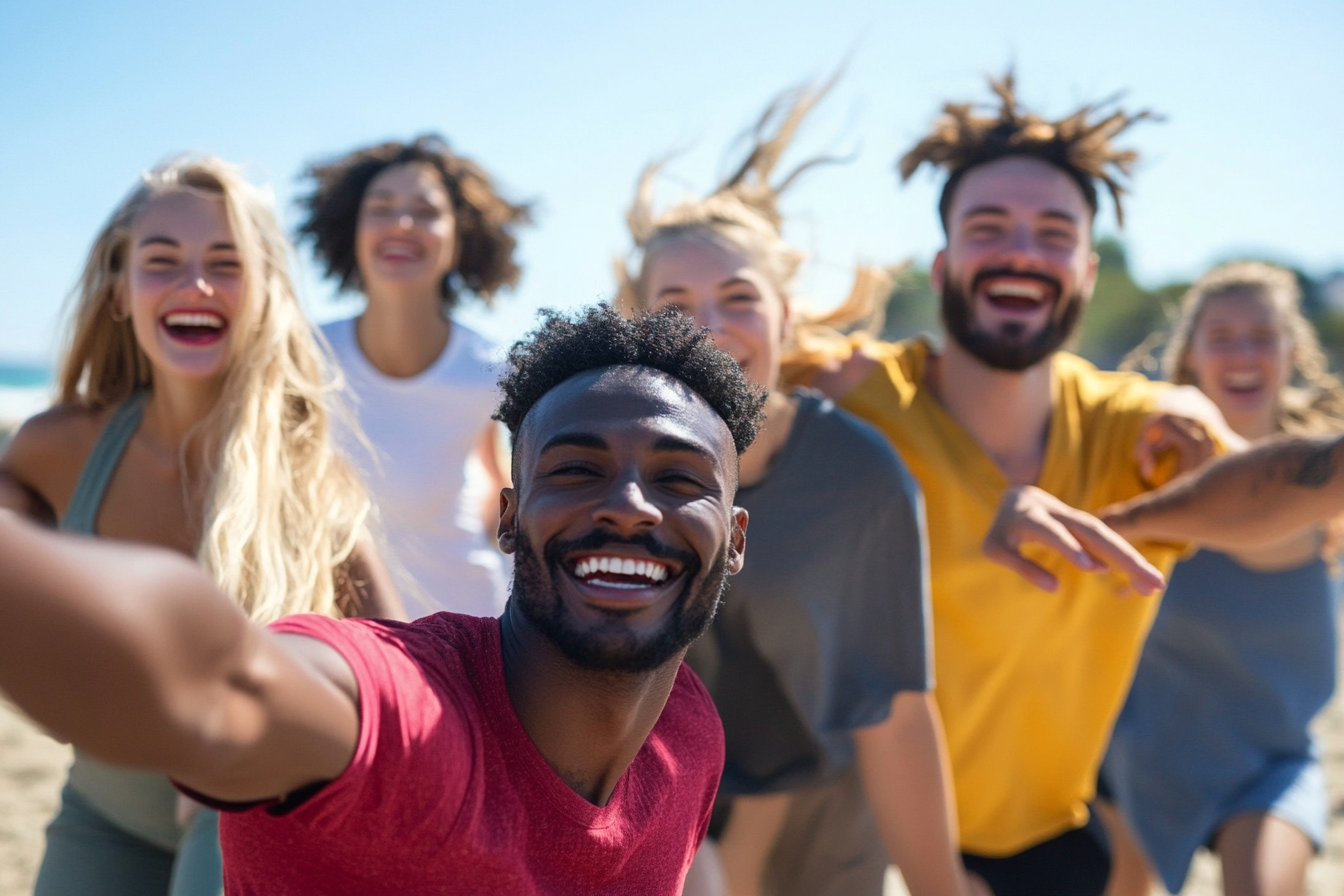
[982, 486, 1164, 595]
[1135, 412, 1219, 484]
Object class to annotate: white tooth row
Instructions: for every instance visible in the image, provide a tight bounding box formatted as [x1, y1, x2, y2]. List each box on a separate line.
[573, 556, 668, 581]
[164, 312, 223, 328]
[989, 282, 1045, 299]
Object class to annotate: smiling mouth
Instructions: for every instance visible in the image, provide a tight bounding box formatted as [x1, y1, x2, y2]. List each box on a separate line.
[572, 554, 672, 590]
[976, 274, 1060, 312]
[376, 240, 423, 263]
[1223, 372, 1265, 395]
[161, 311, 227, 344]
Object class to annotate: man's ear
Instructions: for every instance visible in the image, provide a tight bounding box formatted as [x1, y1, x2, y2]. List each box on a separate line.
[497, 488, 519, 555]
[727, 507, 748, 575]
[930, 249, 947, 294]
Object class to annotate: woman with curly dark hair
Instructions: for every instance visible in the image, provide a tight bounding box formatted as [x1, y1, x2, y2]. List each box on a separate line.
[298, 135, 531, 617]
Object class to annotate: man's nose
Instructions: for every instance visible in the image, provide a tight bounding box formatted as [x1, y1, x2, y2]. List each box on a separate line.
[594, 477, 663, 532]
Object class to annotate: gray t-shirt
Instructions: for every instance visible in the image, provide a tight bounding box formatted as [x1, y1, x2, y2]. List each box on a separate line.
[686, 391, 931, 796]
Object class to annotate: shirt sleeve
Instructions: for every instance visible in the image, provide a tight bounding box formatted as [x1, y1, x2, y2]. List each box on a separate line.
[230, 616, 474, 829]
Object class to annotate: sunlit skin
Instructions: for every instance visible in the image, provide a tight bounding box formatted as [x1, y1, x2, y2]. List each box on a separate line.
[120, 190, 246, 393]
[355, 161, 458, 302]
[500, 367, 745, 645]
[931, 155, 1098, 362]
[1183, 289, 1294, 440]
[643, 234, 796, 486]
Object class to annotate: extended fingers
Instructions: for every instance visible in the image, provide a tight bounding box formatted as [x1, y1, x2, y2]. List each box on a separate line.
[1062, 513, 1165, 595]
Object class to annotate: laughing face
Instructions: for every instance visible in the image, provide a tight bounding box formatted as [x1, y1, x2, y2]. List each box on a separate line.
[935, 156, 1098, 371]
[1183, 288, 1293, 437]
[121, 189, 246, 385]
[355, 161, 458, 298]
[498, 365, 747, 673]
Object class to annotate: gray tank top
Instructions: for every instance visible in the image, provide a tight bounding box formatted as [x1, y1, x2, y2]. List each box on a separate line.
[60, 392, 184, 852]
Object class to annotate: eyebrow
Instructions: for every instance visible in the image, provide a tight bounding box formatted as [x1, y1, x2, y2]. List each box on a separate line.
[960, 205, 1079, 225]
[538, 431, 716, 461]
[136, 237, 237, 251]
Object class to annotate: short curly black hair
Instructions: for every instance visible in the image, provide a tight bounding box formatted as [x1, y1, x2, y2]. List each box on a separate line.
[296, 134, 532, 309]
[495, 306, 765, 455]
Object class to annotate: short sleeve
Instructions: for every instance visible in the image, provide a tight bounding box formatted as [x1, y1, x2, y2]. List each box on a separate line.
[255, 616, 474, 830]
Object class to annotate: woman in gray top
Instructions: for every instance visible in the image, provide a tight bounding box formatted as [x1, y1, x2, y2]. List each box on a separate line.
[617, 83, 981, 896]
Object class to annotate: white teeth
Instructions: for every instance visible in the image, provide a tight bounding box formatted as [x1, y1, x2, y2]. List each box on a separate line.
[987, 281, 1045, 300]
[572, 555, 670, 583]
[163, 312, 224, 328]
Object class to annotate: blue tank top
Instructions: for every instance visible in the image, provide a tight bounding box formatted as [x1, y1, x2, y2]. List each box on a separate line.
[59, 392, 185, 852]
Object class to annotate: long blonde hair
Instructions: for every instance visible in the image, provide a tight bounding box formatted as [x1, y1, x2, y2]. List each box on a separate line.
[614, 78, 899, 383]
[1124, 260, 1344, 436]
[59, 156, 370, 623]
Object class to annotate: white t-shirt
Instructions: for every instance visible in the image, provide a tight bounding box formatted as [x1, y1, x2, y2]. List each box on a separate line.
[323, 316, 508, 618]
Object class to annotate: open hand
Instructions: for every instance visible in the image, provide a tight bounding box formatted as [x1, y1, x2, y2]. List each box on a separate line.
[982, 486, 1165, 595]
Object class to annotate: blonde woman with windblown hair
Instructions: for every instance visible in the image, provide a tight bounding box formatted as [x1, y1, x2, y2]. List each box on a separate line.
[618, 81, 982, 896]
[1100, 262, 1344, 896]
[0, 156, 405, 896]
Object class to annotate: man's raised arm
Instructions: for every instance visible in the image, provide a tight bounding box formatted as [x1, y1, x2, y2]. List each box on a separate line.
[0, 510, 359, 802]
[1103, 433, 1344, 550]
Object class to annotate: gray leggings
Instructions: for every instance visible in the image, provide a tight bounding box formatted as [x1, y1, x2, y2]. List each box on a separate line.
[34, 784, 223, 896]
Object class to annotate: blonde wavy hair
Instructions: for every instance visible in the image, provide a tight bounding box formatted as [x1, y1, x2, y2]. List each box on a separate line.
[1123, 261, 1344, 436]
[614, 78, 900, 385]
[58, 155, 370, 623]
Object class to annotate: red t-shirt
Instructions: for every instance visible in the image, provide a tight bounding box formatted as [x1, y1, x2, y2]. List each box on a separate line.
[215, 613, 723, 895]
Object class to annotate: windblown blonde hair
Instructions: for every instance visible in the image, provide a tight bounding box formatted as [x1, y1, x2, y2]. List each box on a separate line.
[59, 155, 370, 623]
[1123, 261, 1344, 436]
[614, 78, 900, 385]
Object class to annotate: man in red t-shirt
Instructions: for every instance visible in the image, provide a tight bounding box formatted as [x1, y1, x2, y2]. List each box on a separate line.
[0, 307, 765, 895]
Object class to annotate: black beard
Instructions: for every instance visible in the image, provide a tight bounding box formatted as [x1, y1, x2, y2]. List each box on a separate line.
[507, 527, 727, 674]
[941, 268, 1084, 372]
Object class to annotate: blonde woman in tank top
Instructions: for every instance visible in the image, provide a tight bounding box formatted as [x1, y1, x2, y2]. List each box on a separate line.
[0, 155, 404, 896]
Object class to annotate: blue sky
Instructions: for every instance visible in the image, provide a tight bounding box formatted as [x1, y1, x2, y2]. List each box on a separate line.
[1, 0, 1340, 364]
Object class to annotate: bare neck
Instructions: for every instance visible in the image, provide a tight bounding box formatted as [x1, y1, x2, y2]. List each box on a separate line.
[356, 288, 452, 378]
[140, 378, 219, 455]
[498, 605, 681, 806]
[926, 338, 1054, 485]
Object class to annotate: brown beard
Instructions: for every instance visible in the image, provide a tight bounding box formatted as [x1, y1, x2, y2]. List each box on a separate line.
[940, 268, 1084, 371]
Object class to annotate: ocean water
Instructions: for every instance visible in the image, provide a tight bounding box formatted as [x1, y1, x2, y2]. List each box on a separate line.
[0, 362, 54, 427]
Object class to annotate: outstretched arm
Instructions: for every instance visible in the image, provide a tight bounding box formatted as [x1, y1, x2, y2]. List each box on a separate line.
[855, 691, 988, 896]
[1103, 433, 1344, 550]
[0, 510, 359, 802]
[982, 486, 1165, 594]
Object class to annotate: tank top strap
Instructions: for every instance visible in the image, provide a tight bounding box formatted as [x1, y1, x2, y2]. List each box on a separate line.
[60, 392, 150, 535]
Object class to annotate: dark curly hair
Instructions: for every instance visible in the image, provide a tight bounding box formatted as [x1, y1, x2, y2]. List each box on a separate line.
[495, 306, 766, 455]
[899, 71, 1157, 229]
[296, 134, 532, 308]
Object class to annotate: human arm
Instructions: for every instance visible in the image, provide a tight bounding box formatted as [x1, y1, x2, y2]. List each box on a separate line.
[855, 691, 987, 896]
[982, 485, 1165, 594]
[1135, 384, 1246, 484]
[1102, 433, 1344, 550]
[335, 536, 409, 621]
[0, 509, 359, 802]
[475, 421, 511, 545]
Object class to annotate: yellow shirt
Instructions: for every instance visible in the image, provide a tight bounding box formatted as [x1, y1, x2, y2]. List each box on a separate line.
[841, 338, 1185, 856]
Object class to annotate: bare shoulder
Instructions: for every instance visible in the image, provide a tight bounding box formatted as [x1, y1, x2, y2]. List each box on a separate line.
[1, 404, 111, 516]
[807, 343, 883, 402]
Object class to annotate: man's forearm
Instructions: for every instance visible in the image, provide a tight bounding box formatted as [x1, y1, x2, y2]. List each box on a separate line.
[0, 511, 253, 771]
[1104, 433, 1344, 549]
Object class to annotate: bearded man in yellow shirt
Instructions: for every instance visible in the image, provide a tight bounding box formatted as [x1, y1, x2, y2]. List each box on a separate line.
[808, 74, 1233, 896]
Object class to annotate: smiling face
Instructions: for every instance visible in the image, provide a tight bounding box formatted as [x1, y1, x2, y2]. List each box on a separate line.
[120, 189, 246, 385]
[1183, 288, 1293, 438]
[355, 161, 457, 299]
[934, 156, 1099, 371]
[642, 233, 788, 393]
[499, 365, 747, 673]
